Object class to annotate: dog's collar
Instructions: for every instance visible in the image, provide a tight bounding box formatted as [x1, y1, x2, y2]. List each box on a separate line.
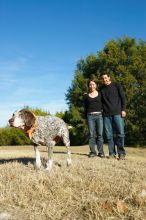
[26, 118, 38, 139]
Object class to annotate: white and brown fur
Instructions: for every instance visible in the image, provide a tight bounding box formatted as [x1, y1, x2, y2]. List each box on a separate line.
[9, 109, 71, 171]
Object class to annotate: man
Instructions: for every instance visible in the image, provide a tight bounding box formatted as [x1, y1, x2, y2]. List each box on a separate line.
[100, 72, 126, 160]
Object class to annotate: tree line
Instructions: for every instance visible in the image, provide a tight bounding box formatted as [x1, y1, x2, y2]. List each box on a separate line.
[0, 37, 146, 146]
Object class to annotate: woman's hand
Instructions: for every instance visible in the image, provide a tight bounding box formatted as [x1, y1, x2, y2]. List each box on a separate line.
[121, 111, 126, 117]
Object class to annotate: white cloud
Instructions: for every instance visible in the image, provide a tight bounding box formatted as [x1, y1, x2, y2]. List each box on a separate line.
[42, 100, 68, 115]
[0, 57, 28, 87]
[0, 56, 70, 127]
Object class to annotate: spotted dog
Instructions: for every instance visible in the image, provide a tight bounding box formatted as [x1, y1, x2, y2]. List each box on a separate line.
[9, 109, 71, 170]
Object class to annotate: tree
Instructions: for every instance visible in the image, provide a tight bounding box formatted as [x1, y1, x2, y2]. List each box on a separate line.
[66, 37, 146, 146]
[24, 106, 50, 116]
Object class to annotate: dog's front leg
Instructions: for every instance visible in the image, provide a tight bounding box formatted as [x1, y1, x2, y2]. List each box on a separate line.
[34, 145, 41, 169]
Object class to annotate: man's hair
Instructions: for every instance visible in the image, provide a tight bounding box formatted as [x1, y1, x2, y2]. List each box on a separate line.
[100, 71, 110, 77]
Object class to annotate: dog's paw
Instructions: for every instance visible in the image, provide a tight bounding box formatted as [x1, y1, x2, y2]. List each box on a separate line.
[67, 158, 72, 166]
[35, 159, 42, 170]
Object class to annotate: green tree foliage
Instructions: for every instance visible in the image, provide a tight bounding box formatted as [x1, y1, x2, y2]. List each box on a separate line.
[66, 37, 146, 146]
[0, 127, 32, 146]
[24, 106, 50, 116]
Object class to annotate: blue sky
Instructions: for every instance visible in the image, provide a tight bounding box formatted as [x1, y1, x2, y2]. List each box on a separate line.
[0, 0, 145, 127]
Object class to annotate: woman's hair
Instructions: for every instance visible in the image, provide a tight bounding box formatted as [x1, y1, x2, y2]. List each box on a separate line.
[88, 79, 98, 87]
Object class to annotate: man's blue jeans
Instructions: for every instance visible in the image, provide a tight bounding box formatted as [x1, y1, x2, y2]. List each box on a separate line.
[103, 115, 125, 156]
[87, 114, 104, 155]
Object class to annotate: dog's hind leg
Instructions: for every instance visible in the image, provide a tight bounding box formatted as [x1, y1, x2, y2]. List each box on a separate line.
[46, 141, 55, 171]
[62, 134, 72, 166]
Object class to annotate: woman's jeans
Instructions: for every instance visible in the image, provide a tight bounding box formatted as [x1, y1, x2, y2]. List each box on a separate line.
[87, 113, 104, 155]
[103, 115, 125, 156]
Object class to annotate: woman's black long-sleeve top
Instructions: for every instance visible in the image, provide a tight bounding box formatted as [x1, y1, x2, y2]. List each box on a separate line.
[83, 92, 102, 118]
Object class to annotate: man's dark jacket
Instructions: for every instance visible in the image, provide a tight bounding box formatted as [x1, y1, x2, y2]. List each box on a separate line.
[100, 82, 126, 116]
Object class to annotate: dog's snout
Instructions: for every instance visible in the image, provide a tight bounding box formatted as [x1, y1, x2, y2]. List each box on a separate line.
[9, 118, 14, 125]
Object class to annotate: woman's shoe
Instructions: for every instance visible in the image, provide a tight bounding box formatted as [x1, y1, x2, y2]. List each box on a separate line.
[88, 152, 97, 158]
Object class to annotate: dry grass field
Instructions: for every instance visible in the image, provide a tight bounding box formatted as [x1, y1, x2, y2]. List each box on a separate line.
[0, 145, 146, 220]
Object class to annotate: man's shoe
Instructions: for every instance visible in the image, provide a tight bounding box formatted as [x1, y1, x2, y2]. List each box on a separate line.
[88, 152, 97, 158]
[98, 153, 105, 158]
[119, 154, 125, 160]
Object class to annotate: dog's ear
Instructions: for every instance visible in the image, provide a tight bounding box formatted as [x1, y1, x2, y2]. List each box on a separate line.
[19, 109, 36, 128]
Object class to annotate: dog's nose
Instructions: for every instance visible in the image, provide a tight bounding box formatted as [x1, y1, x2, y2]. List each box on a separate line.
[9, 118, 14, 125]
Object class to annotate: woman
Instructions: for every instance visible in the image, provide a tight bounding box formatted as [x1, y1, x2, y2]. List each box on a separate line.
[84, 79, 105, 158]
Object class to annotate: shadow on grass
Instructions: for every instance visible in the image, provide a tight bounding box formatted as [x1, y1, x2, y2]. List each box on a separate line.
[55, 151, 88, 156]
[0, 157, 35, 165]
[40, 149, 88, 156]
[0, 157, 63, 168]
[0, 150, 88, 166]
